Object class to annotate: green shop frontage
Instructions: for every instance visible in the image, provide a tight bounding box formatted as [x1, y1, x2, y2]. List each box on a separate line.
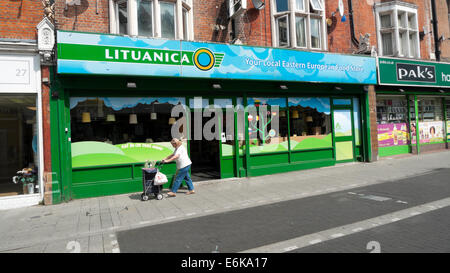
[376, 57, 450, 158]
[50, 30, 377, 202]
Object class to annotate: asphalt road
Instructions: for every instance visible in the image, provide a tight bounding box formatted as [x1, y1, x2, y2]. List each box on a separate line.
[293, 206, 450, 253]
[117, 167, 450, 253]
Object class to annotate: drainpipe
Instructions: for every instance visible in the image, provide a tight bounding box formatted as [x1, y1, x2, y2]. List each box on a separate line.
[431, 0, 441, 61]
[348, 0, 359, 47]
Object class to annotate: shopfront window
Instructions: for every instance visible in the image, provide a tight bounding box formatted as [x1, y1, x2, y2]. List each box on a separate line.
[333, 98, 351, 105]
[0, 95, 39, 196]
[189, 97, 209, 110]
[288, 97, 331, 151]
[416, 97, 445, 144]
[376, 96, 409, 147]
[70, 97, 186, 168]
[247, 98, 287, 154]
[446, 99, 450, 141]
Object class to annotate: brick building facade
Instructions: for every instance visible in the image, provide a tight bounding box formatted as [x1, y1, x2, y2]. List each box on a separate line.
[1, 0, 450, 206]
[49, 0, 450, 60]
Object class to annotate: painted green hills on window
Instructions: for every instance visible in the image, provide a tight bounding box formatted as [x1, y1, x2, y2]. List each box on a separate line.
[72, 141, 174, 168]
[220, 134, 333, 156]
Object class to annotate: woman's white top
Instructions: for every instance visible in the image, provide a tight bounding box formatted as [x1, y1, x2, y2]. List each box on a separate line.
[173, 144, 192, 169]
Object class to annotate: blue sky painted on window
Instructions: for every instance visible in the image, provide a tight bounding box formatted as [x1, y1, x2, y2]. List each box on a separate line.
[70, 97, 186, 110]
[288, 97, 331, 114]
[247, 97, 287, 107]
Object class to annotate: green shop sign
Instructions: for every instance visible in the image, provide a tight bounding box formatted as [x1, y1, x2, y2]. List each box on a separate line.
[59, 44, 225, 71]
[378, 57, 450, 88]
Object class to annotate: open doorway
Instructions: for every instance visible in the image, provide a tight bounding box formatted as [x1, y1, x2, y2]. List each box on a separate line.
[0, 94, 39, 197]
[189, 112, 221, 181]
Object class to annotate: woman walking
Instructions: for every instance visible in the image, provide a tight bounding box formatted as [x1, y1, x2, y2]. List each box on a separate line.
[162, 138, 195, 197]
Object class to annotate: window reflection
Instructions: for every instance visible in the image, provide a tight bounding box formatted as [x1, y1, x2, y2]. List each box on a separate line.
[160, 1, 176, 39]
[138, 0, 154, 37]
[118, 1, 128, 35]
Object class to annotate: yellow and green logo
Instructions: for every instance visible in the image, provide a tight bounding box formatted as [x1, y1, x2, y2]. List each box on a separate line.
[194, 48, 224, 71]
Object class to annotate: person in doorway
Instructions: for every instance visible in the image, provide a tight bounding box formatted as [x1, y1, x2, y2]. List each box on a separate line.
[162, 138, 195, 197]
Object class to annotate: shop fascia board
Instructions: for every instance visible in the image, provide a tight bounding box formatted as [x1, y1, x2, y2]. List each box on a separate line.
[377, 56, 450, 89]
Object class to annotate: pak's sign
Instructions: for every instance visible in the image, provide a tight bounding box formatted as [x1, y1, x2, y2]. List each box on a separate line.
[396, 63, 435, 83]
[379, 57, 450, 87]
[57, 30, 377, 85]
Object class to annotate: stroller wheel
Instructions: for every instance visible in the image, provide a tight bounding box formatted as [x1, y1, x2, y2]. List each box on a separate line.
[141, 194, 149, 201]
[156, 194, 163, 200]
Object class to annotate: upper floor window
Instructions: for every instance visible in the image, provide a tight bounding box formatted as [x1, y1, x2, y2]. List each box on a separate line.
[272, 0, 326, 50]
[110, 0, 193, 40]
[375, 2, 420, 58]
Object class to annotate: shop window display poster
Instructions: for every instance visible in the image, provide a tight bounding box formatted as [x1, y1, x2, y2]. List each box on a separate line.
[448, 121, 450, 141]
[411, 121, 445, 144]
[377, 123, 409, 147]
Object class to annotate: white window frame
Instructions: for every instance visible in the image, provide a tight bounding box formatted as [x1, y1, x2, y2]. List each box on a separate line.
[110, 0, 193, 40]
[276, 15, 290, 48]
[309, 0, 323, 11]
[271, 0, 327, 51]
[375, 2, 420, 59]
[114, 0, 129, 35]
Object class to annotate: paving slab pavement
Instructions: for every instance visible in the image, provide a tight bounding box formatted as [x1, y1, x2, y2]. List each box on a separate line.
[0, 150, 449, 253]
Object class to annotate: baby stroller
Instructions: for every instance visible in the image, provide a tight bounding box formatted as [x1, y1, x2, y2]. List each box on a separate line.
[141, 161, 167, 201]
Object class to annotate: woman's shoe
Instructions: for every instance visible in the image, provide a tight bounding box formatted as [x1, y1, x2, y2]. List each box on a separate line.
[167, 192, 176, 197]
[186, 191, 195, 195]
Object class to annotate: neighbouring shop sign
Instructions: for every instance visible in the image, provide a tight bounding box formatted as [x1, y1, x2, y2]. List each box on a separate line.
[57, 31, 377, 84]
[0, 54, 41, 93]
[378, 57, 450, 88]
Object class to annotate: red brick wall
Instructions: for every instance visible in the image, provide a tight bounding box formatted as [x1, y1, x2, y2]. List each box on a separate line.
[326, 0, 434, 60]
[0, 0, 42, 40]
[245, 0, 272, 47]
[54, 0, 109, 33]
[325, 0, 376, 54]
[41, 65, 53, 205]
[368, 86, 378, 161]
[435, 0, 450, 61]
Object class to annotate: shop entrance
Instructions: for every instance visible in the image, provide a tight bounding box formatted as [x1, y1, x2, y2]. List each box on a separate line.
[0, 95, 39, 197]
[332, 98, 362, 163]
[188, 97, 243, 181]
[189, 98, 220, 181]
